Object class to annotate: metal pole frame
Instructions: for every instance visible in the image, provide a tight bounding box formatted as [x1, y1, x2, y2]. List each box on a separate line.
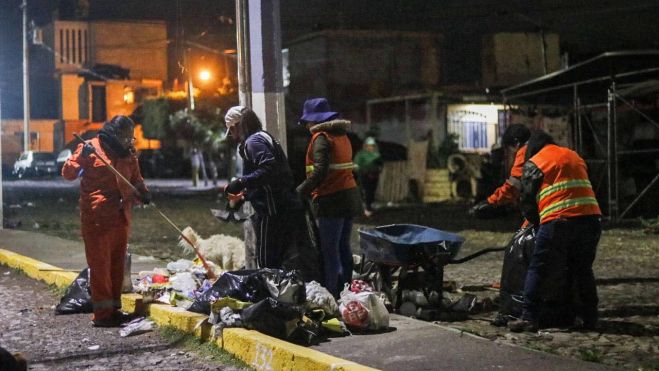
[606, 81, 619, 222]
[612, 92, 659, 219]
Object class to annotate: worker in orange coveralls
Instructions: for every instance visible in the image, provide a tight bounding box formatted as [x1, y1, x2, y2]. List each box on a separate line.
[470, 124, 531, 217]
[62, 115, 150, 327]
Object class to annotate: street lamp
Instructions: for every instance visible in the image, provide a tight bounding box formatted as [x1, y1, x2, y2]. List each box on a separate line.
[199, 70, 211, 82]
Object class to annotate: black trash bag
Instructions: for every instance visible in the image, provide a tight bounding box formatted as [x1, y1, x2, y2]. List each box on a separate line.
[241, 298, 305, 342]
[55, 268, 92, 315]
[496, 226, 576, 328]
[188, 269, 306, 314]
[281, 202, 323, 284]
[498, 227, 535, 319]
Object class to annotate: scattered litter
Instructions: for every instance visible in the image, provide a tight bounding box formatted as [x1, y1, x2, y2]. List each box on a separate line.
[167, 259, 194, 272]
[18, 309, 30, 315]
[9, 204, 22, 208]
[32, 222, 40, 230]
[3, 271, 10, 276]
[87, 345, 100, 350]
[119, 317, 154, 337]
[25, 202, 35, 207]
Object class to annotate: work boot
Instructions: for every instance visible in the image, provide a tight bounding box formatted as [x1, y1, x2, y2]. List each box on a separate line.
[112, 311, 136, 325]
[92, 316, 122, 328]
[508, 319, 538, 333]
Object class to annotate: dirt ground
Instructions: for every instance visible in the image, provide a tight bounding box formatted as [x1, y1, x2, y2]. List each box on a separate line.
[3, 184, 658, 370]
[0, 265, 247, 370]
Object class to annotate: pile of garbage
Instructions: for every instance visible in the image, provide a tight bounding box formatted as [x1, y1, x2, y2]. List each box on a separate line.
[55, 258, 391, 345]
[134, 263, 390, 345]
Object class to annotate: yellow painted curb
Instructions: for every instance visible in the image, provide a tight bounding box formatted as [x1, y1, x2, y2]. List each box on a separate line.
[223, 328, 379, 371]
[0, 248, 77, 288]
[0, 248, 380, 371]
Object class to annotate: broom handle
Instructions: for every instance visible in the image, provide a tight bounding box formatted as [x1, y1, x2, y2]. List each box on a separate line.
[72, 133, 216, 279]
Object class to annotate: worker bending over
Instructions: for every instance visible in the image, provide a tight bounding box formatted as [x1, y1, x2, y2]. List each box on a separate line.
[508, 131, 602, 332]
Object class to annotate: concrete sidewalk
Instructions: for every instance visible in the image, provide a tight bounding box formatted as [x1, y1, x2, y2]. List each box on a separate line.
[0, 228, 617, 371]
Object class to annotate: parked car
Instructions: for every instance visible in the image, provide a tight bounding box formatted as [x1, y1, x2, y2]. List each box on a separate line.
[56, 149, 72, 173]
[12, 151, 58, 178]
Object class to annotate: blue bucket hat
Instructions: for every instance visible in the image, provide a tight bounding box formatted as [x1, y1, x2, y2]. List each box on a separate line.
[299, 98, 338, 124]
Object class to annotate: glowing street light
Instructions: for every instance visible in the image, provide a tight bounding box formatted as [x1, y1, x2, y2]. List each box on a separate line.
[199, 70, 211, 82]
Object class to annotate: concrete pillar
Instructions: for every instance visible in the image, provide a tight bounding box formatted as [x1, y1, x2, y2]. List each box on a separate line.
[237, 0, 286, 153]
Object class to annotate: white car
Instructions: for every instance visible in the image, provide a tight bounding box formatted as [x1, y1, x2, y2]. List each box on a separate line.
[12, 151, 58, 178]
[56, 149, 72, 172]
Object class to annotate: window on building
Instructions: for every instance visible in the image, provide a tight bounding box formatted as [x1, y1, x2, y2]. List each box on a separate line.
[91, 85, 107, 122]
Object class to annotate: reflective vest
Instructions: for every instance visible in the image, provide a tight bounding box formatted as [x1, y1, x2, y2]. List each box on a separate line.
[530, 144, 601, 224]
[305, 131, 356, 199]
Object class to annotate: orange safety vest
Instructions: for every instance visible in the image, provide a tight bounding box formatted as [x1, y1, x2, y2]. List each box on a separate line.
[529, 144, 601, 224]
[305, 131, 357, 199]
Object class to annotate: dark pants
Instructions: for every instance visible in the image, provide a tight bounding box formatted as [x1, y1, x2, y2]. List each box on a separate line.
[317, 217, 354, 297]
[252, 213, 288, 269]
[522, 215, 601, 324]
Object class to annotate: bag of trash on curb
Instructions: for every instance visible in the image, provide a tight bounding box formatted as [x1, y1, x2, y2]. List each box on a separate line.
[305, 281, 339, 316]
[119, 317, 154, 337]
[189, 269, 305, 314]
[338, 289, 389, 330]
[55, 268, 92, 315]
[242, 298, 304, 340]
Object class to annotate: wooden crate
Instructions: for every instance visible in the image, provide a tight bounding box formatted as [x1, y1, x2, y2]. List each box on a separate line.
[423, 168, 451, 203]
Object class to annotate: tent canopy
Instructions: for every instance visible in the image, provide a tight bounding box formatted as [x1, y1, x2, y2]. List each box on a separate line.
[502, 50, 659, 105]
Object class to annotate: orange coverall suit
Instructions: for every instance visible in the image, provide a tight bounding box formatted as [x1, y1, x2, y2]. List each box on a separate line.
[62, 138, 147, 321]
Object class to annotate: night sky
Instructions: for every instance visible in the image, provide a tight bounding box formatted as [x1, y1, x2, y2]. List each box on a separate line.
[1, 0, 658, 118]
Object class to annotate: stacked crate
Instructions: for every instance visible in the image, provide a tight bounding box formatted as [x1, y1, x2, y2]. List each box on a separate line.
[423, 169, 451, 203]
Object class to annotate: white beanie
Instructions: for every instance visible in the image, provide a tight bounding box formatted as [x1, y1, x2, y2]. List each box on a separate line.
[225, 106, 246, 129]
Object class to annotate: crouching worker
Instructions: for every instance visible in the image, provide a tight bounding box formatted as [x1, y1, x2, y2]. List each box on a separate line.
[508, 131, 602, 332]
[62, 115, 150, 327]
[223, 107, 320, 281]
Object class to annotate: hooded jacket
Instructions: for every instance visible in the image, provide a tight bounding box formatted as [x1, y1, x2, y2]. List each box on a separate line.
[296, 119, 362, 217]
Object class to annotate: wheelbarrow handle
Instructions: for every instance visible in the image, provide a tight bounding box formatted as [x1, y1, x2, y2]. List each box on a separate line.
[448, 246, 506, 264]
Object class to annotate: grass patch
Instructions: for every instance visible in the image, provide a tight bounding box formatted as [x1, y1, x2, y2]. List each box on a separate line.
[48, 282, 68, 297]
[157, 325, 251, 369]
[578, 347, 604, 363]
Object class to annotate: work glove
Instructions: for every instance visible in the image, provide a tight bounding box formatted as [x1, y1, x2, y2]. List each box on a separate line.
[468, 200, 491, 216]
[81, 142, 95, 158]
[224, 177, 245, 195]
[139, 191, 151, 205]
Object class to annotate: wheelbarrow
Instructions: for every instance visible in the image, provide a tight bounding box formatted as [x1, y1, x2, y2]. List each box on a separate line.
[358, 224, 504, 318]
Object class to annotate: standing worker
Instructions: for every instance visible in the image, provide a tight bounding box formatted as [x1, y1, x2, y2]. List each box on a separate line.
[222, 106, 317, 279]
[62, 115, 150, 327]
[508, 131, 602, 332]
[353, 136, 383, 217]
[296, 98, 362, 297]
[470, 124, 530, 216]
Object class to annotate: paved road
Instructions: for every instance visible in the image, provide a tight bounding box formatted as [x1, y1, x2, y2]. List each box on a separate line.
[0, 265, 244, 371]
